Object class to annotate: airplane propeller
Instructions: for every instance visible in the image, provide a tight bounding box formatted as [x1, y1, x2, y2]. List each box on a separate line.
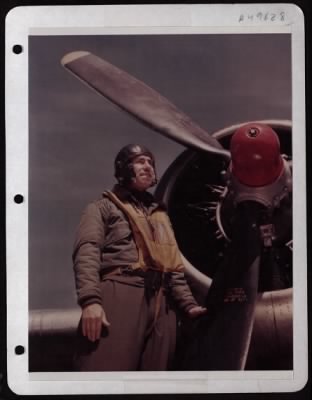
[184, 201, 263, 370]
[61, 51, 291, 370]
[61, 51, 230, 160]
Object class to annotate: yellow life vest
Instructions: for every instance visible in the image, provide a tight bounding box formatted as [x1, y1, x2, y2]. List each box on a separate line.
[104, 191, 184, 273]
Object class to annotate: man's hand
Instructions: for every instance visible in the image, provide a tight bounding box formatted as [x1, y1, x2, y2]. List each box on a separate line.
[81, 303, 110, 342]
[187, 305, 207, 319]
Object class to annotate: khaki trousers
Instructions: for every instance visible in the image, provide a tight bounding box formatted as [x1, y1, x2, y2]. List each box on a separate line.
[74, 279, 176, 371]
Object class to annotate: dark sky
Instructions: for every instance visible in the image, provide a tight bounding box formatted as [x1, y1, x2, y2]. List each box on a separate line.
[28, 34, 291, 309]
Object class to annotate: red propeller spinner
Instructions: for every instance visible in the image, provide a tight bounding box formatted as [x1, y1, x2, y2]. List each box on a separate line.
[230, 123, 284, 187]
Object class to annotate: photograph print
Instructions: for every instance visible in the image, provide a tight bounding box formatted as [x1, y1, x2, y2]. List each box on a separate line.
[27, 32, 294, 374]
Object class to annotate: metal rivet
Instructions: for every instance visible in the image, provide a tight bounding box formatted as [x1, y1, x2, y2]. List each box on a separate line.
[248, 127, 259, 137]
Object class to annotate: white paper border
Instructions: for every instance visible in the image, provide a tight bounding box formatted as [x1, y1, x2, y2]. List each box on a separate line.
[5, 3, 307, 395]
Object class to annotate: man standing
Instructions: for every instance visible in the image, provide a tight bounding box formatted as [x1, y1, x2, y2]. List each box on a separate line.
[73, 144, 206, 371]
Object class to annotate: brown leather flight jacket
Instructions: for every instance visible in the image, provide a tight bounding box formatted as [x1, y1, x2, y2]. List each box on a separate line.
[72, 185, 198, 311]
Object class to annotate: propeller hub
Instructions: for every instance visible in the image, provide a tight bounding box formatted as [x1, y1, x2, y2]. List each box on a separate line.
[230, 123, 284, 187]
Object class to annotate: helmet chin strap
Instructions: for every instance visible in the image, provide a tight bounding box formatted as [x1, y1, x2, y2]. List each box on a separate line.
[118, 159, 157, 189]
[124, 172, 158, 191]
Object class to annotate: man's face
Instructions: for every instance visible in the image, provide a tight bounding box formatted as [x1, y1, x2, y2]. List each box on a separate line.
[130, 154, 156, 191]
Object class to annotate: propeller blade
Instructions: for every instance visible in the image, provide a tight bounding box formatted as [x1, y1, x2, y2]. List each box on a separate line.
[61, 51, 230, 160]
[184, 201, 263, 370]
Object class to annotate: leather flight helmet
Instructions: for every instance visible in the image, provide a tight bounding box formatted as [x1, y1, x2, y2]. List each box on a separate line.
[114, 144, 157, 186]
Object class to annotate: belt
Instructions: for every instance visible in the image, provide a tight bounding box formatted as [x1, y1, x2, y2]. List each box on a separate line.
[100, 265, 147, 279]
[101, 266, 172, 290]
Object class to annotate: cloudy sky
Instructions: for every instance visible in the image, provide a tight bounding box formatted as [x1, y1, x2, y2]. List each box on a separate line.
[28, 34, 291, 309]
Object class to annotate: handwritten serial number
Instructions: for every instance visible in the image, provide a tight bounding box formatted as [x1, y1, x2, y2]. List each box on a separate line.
[239, 12, 286, 23]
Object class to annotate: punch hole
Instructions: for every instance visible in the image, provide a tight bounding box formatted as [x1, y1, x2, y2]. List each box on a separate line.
[15, 345, 25, 355]
[14, 194, 24, 204]
[12, 44, 23, 54]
